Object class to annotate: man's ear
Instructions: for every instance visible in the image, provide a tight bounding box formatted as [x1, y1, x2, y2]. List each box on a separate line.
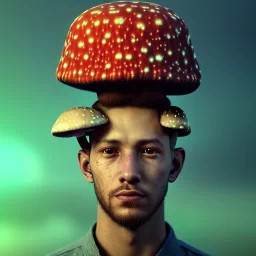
[168, 147, 185, 183]
[78, 150, 93, 183]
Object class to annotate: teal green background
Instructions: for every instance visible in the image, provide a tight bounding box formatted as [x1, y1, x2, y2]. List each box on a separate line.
[1, 0, 254, 255]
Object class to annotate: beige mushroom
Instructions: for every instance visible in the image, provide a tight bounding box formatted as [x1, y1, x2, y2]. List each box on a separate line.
[160, 106, 191, 136]
[51, 107, 108, 137]
[51, 107, 108, 150]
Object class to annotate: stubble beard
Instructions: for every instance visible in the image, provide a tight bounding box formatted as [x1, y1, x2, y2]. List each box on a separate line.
[92, 173, 169, 231]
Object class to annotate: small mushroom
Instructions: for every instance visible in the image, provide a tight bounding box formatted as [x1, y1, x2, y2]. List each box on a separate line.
[51, 107, 108, 137]
[160, 106, 191, 136]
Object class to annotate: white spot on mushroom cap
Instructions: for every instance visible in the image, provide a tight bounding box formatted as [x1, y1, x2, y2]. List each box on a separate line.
[141, 47, 148, 53]
[155, 55, 164, 61]
[88, 38, 94, 43]
[78, 41, 84, 48]
[144, 67, 150, 73]
[125, 54, 132, 60]
[149, 57, 154, 62]
[83, 54, 89, 60]
[105, 32, 111, 38]
[94, 20, 100, 26]
[82, 21, 88, 26]
[114, 17, 125, 25]
[136, 22, 145, 30]
[155, 19, 163, 25]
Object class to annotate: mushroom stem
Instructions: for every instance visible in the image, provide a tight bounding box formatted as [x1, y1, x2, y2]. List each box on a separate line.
[77, 136, 90, 151]
[97, 91, 170, 108]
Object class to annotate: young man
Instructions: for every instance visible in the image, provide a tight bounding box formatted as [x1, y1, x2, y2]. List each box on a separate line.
[77, 105, 206, 256]
[48, 96, 211, 256]
[48, 1, 211, 255]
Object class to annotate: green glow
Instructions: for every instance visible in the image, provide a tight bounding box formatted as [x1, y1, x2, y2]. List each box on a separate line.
[175, 28, 180, 35]
[144, 67, 150, 73]
[0, 136, 43, 187]
[149, 57, 154, 62]
[141, 47, 148, 53]
[155, 55, 163, 62]
[168, 50, 173, 56]
[136, 22, 145, 30]
[0, 216, 77, 254]
[114, 17, 125, 25]
[187, 34, 191, 44]
[155, 19, 163, 26]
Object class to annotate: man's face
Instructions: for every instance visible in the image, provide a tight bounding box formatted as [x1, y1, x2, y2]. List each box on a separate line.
[82, 107, 182, 230]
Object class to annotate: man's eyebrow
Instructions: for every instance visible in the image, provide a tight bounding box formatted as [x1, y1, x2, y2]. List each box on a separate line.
[98, 138, 164, 147]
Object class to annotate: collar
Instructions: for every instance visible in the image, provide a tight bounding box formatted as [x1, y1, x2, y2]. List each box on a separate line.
[82, 221, 180, 256]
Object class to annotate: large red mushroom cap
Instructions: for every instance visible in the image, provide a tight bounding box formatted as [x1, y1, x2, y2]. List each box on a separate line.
[56, 1, 201, 95]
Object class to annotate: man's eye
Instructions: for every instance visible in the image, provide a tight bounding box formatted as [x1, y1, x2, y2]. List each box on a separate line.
[142, 148, 159, 155]
[102, 148, 118, 154]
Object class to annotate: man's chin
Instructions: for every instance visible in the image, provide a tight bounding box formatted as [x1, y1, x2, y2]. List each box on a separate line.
[110, 210, 150, 230]
[113, 216, 149, 230]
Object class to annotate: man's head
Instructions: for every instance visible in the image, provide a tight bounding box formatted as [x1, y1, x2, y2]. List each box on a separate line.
[78, 92, 185, 230]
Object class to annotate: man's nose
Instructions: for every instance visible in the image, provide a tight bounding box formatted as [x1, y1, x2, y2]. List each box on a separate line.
[118, 153, 141, 184]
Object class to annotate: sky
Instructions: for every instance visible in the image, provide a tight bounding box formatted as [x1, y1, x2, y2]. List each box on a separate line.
[0, 0, 255, 255]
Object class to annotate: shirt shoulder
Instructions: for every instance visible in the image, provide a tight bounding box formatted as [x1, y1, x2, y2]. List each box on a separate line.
[179, 240, 212, 256]
[45, 237, 84, 256]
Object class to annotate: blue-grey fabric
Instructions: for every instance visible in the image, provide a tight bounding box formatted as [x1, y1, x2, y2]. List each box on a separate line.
[46, 222, 211, 256]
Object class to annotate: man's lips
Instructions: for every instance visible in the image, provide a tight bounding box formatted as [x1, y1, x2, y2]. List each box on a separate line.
[115, 190, 145, 201]
[115, 190, 145, 197]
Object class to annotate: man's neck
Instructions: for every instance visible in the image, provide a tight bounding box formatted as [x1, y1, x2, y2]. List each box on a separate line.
[94, 205, 167, 256]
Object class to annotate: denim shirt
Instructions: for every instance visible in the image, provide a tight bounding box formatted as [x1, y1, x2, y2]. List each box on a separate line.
[46, 222, 211, 256]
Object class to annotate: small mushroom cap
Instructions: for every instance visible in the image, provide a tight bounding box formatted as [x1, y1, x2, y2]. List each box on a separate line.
[51, 107, 108, 137]
[56, 1, 201, 95]
[160, 106, 191, 136]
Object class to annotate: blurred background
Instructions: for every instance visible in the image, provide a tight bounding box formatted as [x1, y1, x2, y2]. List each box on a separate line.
[0, 0, 255, 255]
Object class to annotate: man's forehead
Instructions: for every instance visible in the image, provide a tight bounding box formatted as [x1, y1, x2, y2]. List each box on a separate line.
[105, 107, 162, 128]
[106, 106, 159, 118]
[90, 106, 170, 143]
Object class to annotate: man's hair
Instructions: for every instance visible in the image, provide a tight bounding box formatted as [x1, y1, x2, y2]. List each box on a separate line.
[86, 91, 177, 150]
